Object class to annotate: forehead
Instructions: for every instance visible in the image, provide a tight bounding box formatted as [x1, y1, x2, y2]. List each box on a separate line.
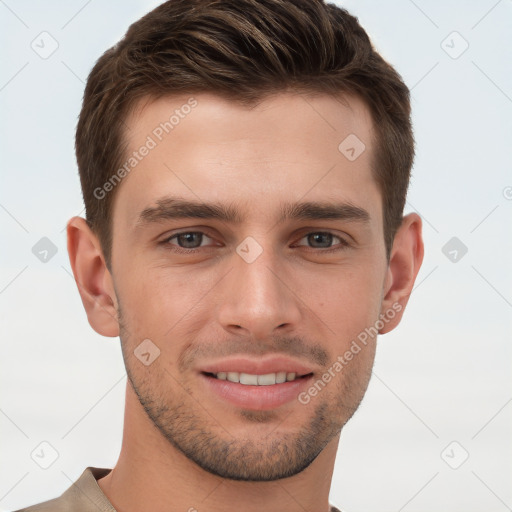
[114, 91, 380, 227]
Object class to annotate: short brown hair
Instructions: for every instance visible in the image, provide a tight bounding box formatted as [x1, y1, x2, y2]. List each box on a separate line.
[76, 0, 414, 268]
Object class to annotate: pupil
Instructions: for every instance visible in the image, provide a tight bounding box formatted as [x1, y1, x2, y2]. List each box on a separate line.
[309, 232, 332, 248]
[179, 232, 201, 248]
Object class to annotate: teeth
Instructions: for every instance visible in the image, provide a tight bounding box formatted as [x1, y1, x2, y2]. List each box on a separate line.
[276, 371, 287, 383]
[213, 371, 300, 385]
[227, 372, 239, 383]
[240, 373, 258, 385]
[257, 373, 276, 385]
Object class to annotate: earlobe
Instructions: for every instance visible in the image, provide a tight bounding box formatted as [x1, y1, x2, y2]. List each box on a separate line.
[379, 213, 424, 334]
[66, 217, 120, 337]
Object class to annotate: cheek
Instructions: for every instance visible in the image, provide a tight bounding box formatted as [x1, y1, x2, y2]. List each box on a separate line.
[115, 249, 385, 357]
[304, 267, 380, 411]
[116, 263, 222, 342]
[303, 264, 383, 347]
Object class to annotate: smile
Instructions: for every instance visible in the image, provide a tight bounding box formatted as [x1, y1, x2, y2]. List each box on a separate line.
[200, 371, 314, 410]
[206, 371, 308, 385]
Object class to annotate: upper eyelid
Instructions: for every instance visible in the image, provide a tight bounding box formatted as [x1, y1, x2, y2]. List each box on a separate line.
[294, 232, 344, 242]
[163, 231, 215, 246]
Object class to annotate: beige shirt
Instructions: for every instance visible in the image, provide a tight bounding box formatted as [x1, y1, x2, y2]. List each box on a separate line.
[14, 468, 115, 512]
[14, 467, 343, 512]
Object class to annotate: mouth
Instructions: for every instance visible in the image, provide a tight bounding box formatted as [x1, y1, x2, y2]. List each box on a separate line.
[201, 370, 313, 385]
[199, 369, 315, 411]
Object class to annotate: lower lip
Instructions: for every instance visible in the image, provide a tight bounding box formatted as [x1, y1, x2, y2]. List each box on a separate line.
[199, 373, 314, 411]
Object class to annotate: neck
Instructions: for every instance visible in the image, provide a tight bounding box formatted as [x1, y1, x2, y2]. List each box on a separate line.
[98, 383, 339, 512]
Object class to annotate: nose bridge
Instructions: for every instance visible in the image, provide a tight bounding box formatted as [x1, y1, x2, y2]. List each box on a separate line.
[217, 240, 300, 337]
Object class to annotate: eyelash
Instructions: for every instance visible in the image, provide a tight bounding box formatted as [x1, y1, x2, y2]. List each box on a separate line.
[160, 231, 350, 254]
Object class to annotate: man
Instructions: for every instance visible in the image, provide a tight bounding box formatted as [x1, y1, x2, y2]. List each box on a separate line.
[17, 0, 423, 510]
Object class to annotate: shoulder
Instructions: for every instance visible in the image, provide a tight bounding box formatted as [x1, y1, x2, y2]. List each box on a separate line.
[12, 467, 114, 512]
[13, 495, 66, 512]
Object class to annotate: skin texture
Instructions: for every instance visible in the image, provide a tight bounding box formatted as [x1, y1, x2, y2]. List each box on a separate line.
[67, 92, 424, 512]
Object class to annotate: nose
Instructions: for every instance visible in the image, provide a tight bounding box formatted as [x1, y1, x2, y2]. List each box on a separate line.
[217, 243, 302, 340]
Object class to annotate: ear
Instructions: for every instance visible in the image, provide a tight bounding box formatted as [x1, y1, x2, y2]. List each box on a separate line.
[379, 213, 424, 334]
[67, 216, 120, 337]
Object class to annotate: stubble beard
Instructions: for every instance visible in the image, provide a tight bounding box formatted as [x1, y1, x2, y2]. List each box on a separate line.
[118, 309, 373, 481]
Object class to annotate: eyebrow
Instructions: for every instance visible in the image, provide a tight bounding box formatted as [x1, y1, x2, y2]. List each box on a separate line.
[136, 197, 370, 227]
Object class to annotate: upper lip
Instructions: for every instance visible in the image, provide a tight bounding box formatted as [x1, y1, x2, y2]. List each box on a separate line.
[199, 356, 316, 377]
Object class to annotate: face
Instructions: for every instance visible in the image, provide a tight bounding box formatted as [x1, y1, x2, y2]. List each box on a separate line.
[109, 92, 388, 481]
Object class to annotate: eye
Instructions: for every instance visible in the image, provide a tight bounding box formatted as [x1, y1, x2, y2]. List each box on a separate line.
[295, 232, 349, 251]
[160, 230, 349, 255]
[163, 231, 215, 250]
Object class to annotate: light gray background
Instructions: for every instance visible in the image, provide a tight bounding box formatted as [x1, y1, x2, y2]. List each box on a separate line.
[1, 1, 511, 511]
